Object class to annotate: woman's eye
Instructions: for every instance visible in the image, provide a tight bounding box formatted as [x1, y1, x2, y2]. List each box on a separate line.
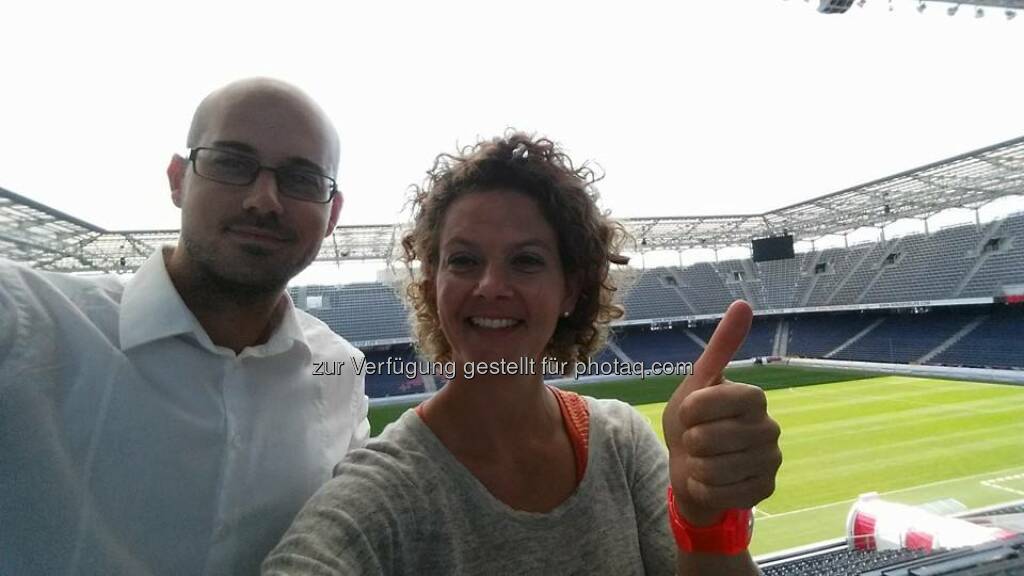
[512, 253, 545, 269]
[446, 254, 476, 269]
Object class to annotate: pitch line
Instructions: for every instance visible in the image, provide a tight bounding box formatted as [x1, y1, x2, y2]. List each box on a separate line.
[757, 464, 1024, 521]
[981, 472, 1024, 497]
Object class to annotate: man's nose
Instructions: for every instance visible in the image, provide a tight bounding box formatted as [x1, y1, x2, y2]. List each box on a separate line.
[241, 170, 285, 215]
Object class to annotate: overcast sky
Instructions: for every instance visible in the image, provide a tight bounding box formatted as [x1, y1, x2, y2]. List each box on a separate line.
[2, 0, 1023, 280]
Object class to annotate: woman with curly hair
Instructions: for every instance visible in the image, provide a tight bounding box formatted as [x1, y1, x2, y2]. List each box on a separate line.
[264, 133, 780, 575]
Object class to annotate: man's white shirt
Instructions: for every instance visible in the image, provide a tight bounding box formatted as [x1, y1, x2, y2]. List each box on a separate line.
[0, 250, 369, 575]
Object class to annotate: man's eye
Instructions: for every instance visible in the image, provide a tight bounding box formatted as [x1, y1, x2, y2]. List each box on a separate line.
[280, 171, 318, 187]
[214, 157, 250, 170]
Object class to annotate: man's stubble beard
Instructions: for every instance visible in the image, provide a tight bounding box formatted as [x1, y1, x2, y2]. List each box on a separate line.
[183, 234, 321, 299]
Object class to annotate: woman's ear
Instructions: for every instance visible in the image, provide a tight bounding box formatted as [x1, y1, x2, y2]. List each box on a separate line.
[562, 271, 582, 317]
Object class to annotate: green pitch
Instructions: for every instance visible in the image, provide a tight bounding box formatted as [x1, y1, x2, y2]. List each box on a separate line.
[635, 373, 1024, 555]
[368, 365, 1024, 557]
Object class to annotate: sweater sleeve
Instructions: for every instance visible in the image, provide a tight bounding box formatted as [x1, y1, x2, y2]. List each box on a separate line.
[262, 442, 421, 576]
[627, 406, 678, 575]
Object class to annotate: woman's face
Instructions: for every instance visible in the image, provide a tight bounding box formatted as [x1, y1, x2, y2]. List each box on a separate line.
[434, 190, 577, 369]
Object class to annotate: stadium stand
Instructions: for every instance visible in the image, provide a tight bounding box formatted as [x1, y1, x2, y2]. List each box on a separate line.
[759, 537, 1024, 576]
[4, 138, 1024, 396]
[960, 216, 1024, 298]
[361, 346, 427, 398]
[620, 267, 691, 319]
[613, 325, 706, 365]
[675, 262, 735, 314]
[751, 252, 818, 311]
[826, 310, 977, 364]
[802, 245, 873, 308]
[786, 313, 879, 359]
[271, 212, 1024, 396]
[933, 307, 1024, 370]
[271, 213, 1024, 396]
[297, 282, 411, 343]
[758, 504, 1024, 576]
[689, 317, 777, 360]
[861, 224, 981, 304]
[608, 214, 1024, 318]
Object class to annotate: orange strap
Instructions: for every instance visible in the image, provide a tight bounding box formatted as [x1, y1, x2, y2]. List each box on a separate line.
[415, 387, 592, 485]
[549, 386, 591, 485]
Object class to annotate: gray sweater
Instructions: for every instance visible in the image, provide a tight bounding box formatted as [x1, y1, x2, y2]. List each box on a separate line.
[263, 397, 676, 575]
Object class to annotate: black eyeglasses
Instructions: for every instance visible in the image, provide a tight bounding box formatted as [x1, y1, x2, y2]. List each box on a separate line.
[187, 147, 337, 204]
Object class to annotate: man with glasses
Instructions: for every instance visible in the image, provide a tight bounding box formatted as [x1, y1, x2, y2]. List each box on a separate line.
[0, 78, 369, 575]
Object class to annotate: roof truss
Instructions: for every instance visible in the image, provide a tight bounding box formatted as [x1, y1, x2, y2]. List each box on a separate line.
[3, 135, 1023, 272]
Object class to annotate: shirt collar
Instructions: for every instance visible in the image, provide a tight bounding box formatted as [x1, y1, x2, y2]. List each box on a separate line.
[119, 248, 203, 351]
[119, 248, 311, 359]
[244, 292, 310, 359]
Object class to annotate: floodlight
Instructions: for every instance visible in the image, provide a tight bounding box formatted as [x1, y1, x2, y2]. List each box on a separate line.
[818, 0, 856, 13]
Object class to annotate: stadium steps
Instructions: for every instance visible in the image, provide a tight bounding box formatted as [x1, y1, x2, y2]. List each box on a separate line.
[774, 319, 789, 357]
[715, 261, 751, 305]
[825, 241, 879, 306]
[855, 236, 904, 304]
[605, 340, 633, 363]
[612, 267, 641, 304]
[953, 219, 1005, 298]
[667, 272, 698, 315]
[798, 251, 825, 307]
[684, 328, 708, 349]
[824, 317, 886, 359]
[917, 314, 987, 364]
[739, 259, 758, 305]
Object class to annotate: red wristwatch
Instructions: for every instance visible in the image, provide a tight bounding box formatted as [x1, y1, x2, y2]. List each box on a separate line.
[667, 486, 753, 555]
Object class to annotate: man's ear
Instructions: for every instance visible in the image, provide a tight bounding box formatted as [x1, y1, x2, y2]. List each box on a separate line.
[326, 190, 343, 237]
[167, 154, 187, 208]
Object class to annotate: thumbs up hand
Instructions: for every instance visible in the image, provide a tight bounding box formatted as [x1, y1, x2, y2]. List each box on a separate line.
[662, 301, 782, 527]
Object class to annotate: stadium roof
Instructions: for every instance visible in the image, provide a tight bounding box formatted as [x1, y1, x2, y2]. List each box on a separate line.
[3, 135, 1024, 273]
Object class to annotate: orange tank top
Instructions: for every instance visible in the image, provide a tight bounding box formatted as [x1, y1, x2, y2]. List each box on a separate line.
[414, 386, 591, 485]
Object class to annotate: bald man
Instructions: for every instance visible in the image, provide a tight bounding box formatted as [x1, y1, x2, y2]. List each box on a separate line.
[0, 79, 369, 575]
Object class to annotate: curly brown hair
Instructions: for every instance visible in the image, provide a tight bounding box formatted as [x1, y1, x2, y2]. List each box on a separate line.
[400, 132, 628, 366]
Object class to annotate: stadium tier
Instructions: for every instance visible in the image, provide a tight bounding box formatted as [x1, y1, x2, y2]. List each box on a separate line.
[613, 325, 706, 365]
[786, 313, 879, 358]
[289, 282, 412, 343]
[286, 203, 1022, 345]
[362, 347, 427, 397]
[282, 213, 1023, 397]
[933, 309, 1024, 369]
[618, 213, 1024, 317]
[7, 137, 1021, 399]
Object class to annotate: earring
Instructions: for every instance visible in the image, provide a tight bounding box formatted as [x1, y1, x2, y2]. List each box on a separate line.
[562, 311, 570, 318]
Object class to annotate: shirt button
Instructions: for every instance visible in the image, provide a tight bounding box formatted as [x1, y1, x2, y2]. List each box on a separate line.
[231, 434, 243, 449]
[213, 521, 229, 542]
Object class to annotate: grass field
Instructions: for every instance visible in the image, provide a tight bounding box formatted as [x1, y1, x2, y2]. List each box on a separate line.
[368, 365, 1024, 556]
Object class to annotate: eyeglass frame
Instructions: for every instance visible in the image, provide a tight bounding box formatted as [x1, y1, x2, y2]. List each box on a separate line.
[186, 146, 339, 204]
